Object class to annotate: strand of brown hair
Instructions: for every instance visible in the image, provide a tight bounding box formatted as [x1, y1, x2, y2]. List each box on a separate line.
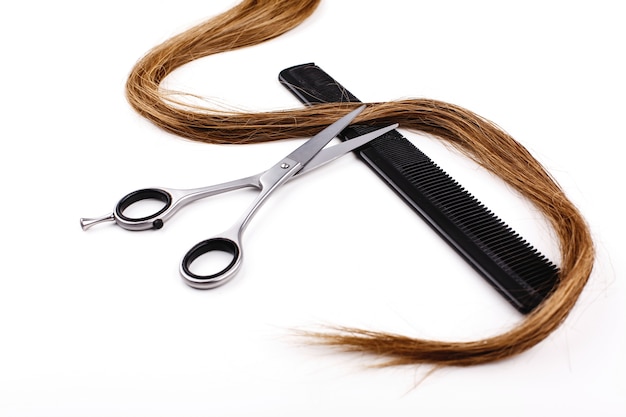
[125, 0, 594, 367]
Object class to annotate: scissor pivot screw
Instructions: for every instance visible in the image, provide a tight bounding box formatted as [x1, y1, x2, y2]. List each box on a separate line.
[280, 163, 290, 169]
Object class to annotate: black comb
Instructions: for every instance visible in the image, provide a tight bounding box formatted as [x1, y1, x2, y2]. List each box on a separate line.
[279, 63, 559, 314]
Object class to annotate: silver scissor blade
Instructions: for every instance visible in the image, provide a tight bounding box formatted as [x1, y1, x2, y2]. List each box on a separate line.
[286, 105, 366, 167]
[296, 123, 399, 176]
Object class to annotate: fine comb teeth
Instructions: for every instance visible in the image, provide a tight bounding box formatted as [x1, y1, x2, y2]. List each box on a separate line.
[279, 63, 560, 314]
[363, 128, 560, 312]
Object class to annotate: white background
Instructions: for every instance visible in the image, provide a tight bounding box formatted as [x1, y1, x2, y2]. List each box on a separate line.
[1, 1, 624, 415]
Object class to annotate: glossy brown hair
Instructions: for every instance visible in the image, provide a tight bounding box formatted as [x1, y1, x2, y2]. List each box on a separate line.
[126, 0, 594, 367]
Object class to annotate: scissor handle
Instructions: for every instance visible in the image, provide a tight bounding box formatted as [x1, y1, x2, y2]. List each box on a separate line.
[114, 188, 172, 229]
[83, 176, 262, 232]
[180, 236, 243, 289]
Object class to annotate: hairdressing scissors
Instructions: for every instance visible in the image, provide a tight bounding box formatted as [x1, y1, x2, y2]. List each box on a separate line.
[81, 106, 397, 289]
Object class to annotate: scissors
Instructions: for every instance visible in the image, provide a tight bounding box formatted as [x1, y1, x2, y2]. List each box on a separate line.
[80, 106, 397, 289]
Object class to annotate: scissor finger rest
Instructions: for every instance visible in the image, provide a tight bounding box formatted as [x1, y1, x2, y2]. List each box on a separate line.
[181, 236, 243, 289]
[115, 188, 172, 228]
